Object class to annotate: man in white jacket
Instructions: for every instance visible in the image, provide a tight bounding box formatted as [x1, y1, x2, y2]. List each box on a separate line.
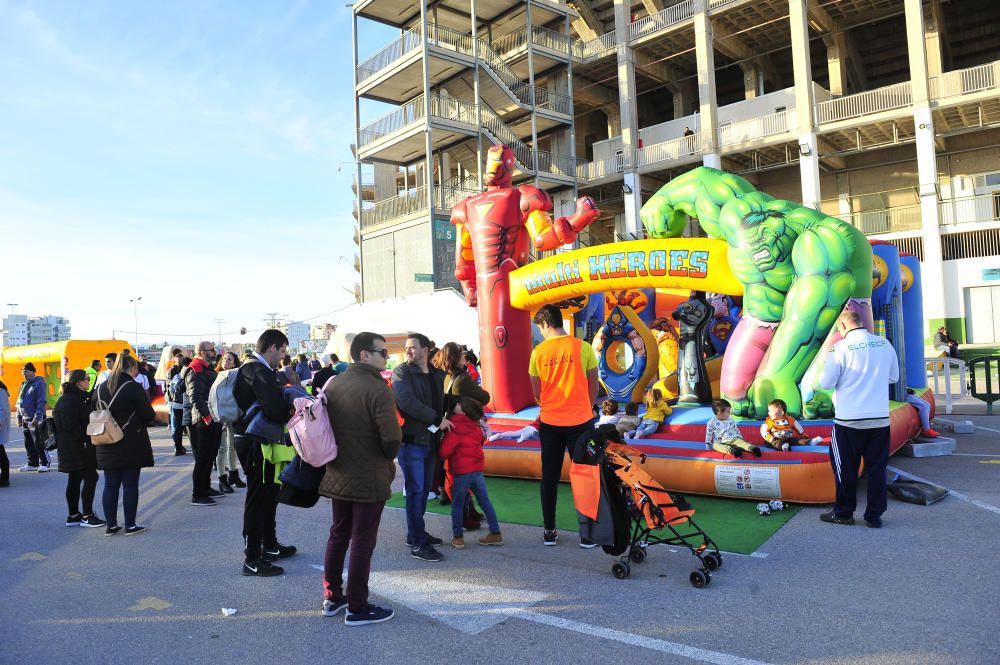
[818, 310, 899, 528]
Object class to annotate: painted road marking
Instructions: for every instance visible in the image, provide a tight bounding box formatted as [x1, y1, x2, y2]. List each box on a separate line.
[129, 597, 172, 612]
[507, 608, 775, 665]
[952, 453, 1000, 457]
[980, 460, 1000, 465]
[888, 466, 1000, 516]
[15, 552, 47, 561]
[937, 419, 1000, 434]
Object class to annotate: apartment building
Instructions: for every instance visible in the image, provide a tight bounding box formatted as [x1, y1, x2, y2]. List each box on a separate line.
[351, 0, 1000, 344]
[2, 314, 71, 347]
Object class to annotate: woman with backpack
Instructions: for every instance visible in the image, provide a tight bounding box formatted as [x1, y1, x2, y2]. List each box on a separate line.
[91, 354, 156, 535]
[215, 352, 245, 493]
[54, 369, 106, 528]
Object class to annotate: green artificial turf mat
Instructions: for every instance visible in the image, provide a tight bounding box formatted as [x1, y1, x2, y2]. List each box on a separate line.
[386, 476, 801, 554]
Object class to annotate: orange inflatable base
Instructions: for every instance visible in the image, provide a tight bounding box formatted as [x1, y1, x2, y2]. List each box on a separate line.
[484, 392, 931, 505]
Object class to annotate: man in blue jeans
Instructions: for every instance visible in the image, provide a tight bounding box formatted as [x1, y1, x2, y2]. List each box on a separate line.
[392, 333, 452, 562]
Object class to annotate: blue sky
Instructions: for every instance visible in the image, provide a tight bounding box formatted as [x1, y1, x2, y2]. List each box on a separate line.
[0, 0, 394, 345]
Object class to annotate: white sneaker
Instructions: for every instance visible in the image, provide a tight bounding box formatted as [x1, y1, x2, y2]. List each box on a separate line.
[19, 465, 38, 472]
[809, 436, 823, 446]
[427, 492, 439, 501]
[37, 465, 50, 473]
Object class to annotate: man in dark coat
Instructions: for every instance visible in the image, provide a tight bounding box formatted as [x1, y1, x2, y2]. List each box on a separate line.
[319, 331, 402, 625]
[186, 341, 223, 506]
[392, 333, 452, 563]
[233, 329, 294, 577]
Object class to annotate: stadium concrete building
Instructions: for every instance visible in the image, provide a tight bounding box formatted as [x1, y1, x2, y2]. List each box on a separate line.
[350, 0, 1000, 345]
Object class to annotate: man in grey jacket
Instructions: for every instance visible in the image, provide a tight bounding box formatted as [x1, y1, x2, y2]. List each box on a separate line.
[392, 333, 452, 562]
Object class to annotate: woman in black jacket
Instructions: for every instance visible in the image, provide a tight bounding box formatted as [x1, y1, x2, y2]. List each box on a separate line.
[55, 369, 106, 528]
[92, 354, 156, 536]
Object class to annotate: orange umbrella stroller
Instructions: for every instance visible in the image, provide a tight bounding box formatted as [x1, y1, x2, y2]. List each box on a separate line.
[571, 427, 723, 587]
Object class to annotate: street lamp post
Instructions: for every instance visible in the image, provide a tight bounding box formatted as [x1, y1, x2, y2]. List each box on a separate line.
[129, 297, 142, 350]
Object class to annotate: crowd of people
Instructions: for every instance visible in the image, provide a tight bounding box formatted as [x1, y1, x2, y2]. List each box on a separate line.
[0, 306, 907, 625]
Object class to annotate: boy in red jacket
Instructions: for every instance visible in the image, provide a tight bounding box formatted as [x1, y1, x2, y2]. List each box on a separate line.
[438, 397, 503, 549]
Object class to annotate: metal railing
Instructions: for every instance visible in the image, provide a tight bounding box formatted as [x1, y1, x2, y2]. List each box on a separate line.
[361, 183, 479, 229]
[358, 94, 477, 147]
[815, 82, 912, 124]
[573, 31, 618, 60]
[576, 154, 625, 182]
[628, 0, 693, 43]
[636, 134, 701, 168]
[939, 192, 1000, 226]
[357, 25, 423, 84]
[926, 357, 968, 415]
[535, 150, 575, 177]
[929, 60, 1000, 101]
[718, 111, 795, 147]
[709, 0, 745, 8]
[357, 24, 570, 116]
[833, 203, 923, 236]
[492, 26, 572, 58]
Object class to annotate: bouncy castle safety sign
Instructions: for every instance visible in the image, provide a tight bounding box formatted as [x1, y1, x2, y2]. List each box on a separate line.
[714, 465, 781, 499]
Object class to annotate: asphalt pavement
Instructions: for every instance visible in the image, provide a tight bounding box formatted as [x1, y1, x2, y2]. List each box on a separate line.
[1, 415, 998, 665]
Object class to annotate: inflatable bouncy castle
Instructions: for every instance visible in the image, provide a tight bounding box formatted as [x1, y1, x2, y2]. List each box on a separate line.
[452, 160, 931, 503]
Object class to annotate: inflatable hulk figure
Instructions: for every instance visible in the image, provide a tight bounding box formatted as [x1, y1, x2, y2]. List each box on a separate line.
[640, 167, 872, 418]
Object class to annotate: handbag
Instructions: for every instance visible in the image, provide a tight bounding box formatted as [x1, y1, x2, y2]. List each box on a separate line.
[277, 454, 326, 508]
[87, 382, 134, 445]
[244, 403, 286, 443]
[41, 417, 59, 451]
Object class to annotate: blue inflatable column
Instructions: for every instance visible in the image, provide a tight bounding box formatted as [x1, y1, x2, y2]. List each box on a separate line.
[899, 254, 927, 390]
[871, 242, 905, 400]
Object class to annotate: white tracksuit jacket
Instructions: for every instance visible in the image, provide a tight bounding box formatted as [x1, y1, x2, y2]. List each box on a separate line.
[818, 327, 899, 421]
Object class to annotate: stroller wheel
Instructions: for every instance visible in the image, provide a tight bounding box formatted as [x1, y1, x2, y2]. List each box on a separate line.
[703, 552, 721, 571]
[629, 548, 647, 564]
[690, 569, 710, 588]
[612, 562, 630, 579]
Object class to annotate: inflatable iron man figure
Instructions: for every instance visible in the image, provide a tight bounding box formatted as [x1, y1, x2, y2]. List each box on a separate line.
[451, 145, 600, 412]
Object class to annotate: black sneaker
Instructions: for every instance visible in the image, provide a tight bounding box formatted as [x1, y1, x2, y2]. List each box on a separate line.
[242, 559, 284, 577]
[262, 543, 298, 560]
[322, 598, 348, 617]
[207, 488, 225, 498]
[404, 535, 443, 547]
[191, 497, 217, 507]
[579, 538, 598, 549]
[543, 530, 559, 546]
[66, 514, 83, 527]
[345, 604, 394, 626]
[410, 544, 443, 562]
[819, 509, 855, 525]
[105, 526, 122, 536]
[124, 525, 147, 536]
[80, 514, 107, 528]
[865, 516, 883, 529]
[174, 448, 188, 456]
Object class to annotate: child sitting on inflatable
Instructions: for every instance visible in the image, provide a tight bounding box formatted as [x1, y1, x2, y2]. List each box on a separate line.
[760, 399, 823, 451]
[705, 399, 762, 458]
[596, 399, 620, 427]
[438, 397, 503, 549]
[626, 389, 671, 439]
[616, 402, 641, 438]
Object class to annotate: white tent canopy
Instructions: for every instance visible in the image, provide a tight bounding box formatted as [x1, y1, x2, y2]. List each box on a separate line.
[322, 290, 480, 362]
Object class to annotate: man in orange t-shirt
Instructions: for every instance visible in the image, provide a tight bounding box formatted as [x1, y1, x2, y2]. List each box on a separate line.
[528, 304, 599, 547]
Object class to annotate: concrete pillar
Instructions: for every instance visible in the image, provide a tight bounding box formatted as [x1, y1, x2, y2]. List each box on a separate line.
[923, 0, 944, 79]
[420, 0, 435, 221]
[825, 33, 847, 97]
[693, 1, 719, 168]
[836, 173, 852, 219]
[789, 0, 821, 210]
[604, 104, 622, 136]
[672, 79, 697, 118]
[906, 0, 946, 328]
[614, 0, 642, 237]
[740, 63, 760, 99]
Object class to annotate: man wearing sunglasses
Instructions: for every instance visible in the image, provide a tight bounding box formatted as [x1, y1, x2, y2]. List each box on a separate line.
[320, 331, 402, 625]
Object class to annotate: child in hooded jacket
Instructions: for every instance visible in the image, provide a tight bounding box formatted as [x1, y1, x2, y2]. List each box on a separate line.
[438, 397, 503, 549]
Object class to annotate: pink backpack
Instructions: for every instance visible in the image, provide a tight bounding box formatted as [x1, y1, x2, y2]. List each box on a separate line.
[288, 377, 337, 466]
